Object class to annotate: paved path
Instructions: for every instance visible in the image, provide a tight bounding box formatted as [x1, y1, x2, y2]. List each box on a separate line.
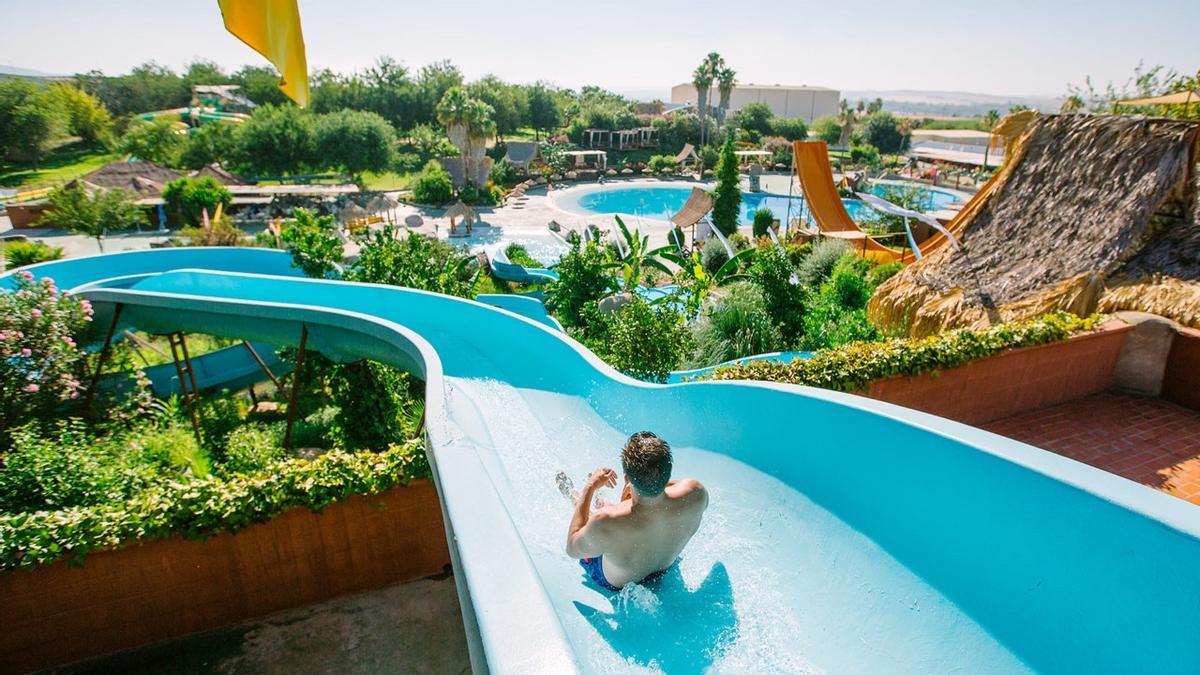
[985, 392, 1200, 505]
[62, 575, 471, 674]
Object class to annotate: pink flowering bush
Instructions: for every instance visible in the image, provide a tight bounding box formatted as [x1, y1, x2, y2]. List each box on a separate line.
[1, 271, 92, 443]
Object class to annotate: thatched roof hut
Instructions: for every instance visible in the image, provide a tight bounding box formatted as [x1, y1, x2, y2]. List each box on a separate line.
[68, 160, 183, 197]
[870, 113, 1200, 335]
[191, 164, 248, 186]
[339, 201, 367, 223]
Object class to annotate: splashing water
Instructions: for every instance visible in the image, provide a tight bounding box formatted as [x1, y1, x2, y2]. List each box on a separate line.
[444, 377, 1031, 674]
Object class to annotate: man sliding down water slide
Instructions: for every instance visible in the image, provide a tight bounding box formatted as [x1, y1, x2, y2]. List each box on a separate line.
[559, 432, 708, 592]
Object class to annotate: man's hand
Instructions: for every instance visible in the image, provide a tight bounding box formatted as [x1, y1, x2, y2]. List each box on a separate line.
[586, 467, 618, 492]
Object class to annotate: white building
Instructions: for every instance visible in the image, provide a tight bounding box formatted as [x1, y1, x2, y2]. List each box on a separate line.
[669, 83, 840, 122]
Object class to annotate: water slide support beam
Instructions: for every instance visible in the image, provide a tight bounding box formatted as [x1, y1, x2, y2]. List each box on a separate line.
[83, 303, 124, 414]
[283, 325, 308, 450]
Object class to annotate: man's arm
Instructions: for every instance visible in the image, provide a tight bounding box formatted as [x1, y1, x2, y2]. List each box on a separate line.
[565, 468, 616, 558]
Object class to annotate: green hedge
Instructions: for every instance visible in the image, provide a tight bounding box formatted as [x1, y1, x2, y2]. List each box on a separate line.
[696, 312, 1107, 391]
[0, 439, 429, 571]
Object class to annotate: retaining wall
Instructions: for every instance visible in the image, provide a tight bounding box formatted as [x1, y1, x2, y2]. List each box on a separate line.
[0, 481, 449, 674]
[865, 321, 1133, 425]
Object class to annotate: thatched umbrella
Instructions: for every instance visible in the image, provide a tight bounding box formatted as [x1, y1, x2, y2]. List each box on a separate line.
[367, 193, 400, 223]
[339, 202, 367, 229]
[869, 113, 1200, 336]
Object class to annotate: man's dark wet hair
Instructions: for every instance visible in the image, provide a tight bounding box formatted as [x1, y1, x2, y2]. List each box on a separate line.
[622, 431, 672, 496]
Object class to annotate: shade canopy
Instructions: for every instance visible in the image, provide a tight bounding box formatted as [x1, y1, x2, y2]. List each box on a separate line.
[669, 187, 714, 229]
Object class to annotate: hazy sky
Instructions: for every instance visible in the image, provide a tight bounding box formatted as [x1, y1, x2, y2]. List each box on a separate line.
[1, 0, 1196, 97]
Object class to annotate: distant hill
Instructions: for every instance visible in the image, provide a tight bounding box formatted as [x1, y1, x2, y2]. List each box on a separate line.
[842, 90, 1062, 117]
[0, 64, 63, 79]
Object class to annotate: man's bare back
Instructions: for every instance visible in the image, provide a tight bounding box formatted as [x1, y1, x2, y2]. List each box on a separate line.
[565, 432, 708, 590]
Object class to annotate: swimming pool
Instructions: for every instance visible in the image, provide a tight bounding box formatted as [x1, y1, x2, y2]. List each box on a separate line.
[441, 229, 569, 265]
[557, 183, 961, 225]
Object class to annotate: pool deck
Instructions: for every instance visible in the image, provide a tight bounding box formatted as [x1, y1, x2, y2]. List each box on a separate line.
[984, 392, 1200, 505]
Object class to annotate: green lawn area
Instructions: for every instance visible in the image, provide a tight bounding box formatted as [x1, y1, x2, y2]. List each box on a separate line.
[0, 141, 116, 189]
[362, 171, 415, 191]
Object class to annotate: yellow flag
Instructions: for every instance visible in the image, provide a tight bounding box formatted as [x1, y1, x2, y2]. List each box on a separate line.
[217, 0, 310, 107]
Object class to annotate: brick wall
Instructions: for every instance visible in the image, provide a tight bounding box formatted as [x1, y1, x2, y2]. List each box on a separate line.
[0, 481, 450, 674]
[864, 321, 1133, 425]
[1162, 326, 1200, 412]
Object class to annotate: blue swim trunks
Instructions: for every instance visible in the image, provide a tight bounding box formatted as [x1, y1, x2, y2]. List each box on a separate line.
[579, 556, 669, 592]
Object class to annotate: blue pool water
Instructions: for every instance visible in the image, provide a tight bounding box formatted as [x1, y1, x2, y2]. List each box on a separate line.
[558, 183, 961, 225]
[442, 230, 569, 265]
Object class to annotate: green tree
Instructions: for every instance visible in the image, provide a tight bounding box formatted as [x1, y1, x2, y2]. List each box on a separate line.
[715, 66, 737, 126]
[860, 111, 907, 154]
[0, 79, 63, 164]
[769, 117, 808, 141]
[233, 104, 316, 175]
[41, 185, 147, 251]
[810, 115, 841, 144]
[232, 65, 291, 106]
[734, 102, 774, 137]
[76, 62, 189, 116]
[161, 176, 233, 226]
[313, 109, 396, 177]
[468, 75, 528, 137]
[182, 59, 232, 88]
[527, 82, 562, 139]
[691, 55, 719, 146]
[47, 83, 111, 143]
[119, 117, 185, 165]
[711, 136, 742, 236]
[179, 122, 237, 169]
[436, 87, 495, 186]
[281, 208, 344, 278]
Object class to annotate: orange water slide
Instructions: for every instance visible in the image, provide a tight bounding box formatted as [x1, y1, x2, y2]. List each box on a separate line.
[792, 141, 1000, 263]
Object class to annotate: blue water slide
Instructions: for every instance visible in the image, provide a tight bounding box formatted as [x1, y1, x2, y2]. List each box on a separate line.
[5, 248, 1200, 674]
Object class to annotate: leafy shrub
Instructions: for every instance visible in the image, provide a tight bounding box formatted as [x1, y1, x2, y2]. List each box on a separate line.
[181, 215, 244, 246]
[795, 238, 850, 287]
[849, 143, 882, 166]
[218, 424, 286, 476]
[545, 240, 613, 331]
[687, 282, 783, 368]
[0, 438, 430, 570]
[411, 160, 454, 204]
[810, 116, 841, 144]
[0, 271, 91, 445]
[162, 176, 233, 227]
[125, 422, 210, 478]
[867, 261, 904, 287]
[752, 208, 775, 238]
[0, 420, 136, 512]
[748, 244, 806, 345]
[700, 146, 719, 170]
[762, 136, 794, 166]
[700, 236, 729, 275]
[860, 111, 908, 154]
[281, 208, 344, 278]
[490, 160, 518, 187]
[459, 180, 503, 206]
[700, 312, 1104, 390]
[2, 240, 62, 269]
[199, 393, 249, 455]
[648, 154, 678, 172]
[119, 117, 185, 165]
[586, 296, 693, 382]
[770, 117, 808, 141]
[504, 243, 540, 268]
[40, 184, 146, 247]
[348, 228, 475, 297]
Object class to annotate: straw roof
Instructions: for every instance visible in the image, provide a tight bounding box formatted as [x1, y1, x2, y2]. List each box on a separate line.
[670, 187, 714, 228]
[366, 193, 399, 212]
[191, 163, 248, 185]
[1117, 91, 1200, 107]
[339, 201, 367, 222]
[69, 160, 183, 196]
[870, 113, 1200, 335]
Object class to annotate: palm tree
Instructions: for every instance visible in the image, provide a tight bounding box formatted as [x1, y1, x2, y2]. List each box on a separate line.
[716, 66, 737, 127]
[837, 99, 856, 147]
[692, 65, 713, 147]
[437, 87, 496, 187]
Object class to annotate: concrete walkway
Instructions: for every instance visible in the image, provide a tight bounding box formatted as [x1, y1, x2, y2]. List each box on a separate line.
[58, 576, 471, 674]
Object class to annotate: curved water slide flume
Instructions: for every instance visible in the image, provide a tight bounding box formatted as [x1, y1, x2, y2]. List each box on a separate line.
[6, 248, 1200, 674]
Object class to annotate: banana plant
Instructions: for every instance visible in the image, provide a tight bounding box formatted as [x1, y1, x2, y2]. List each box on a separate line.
[660, 246, 756, 318]
[612, 215, 675, 291]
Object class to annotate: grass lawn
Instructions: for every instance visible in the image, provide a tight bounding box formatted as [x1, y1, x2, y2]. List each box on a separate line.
[0, 141, 116, 189]
[362, 171, 415, 191]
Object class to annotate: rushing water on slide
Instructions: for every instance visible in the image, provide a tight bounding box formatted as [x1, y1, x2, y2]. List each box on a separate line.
[444, 377, 1030, 674]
